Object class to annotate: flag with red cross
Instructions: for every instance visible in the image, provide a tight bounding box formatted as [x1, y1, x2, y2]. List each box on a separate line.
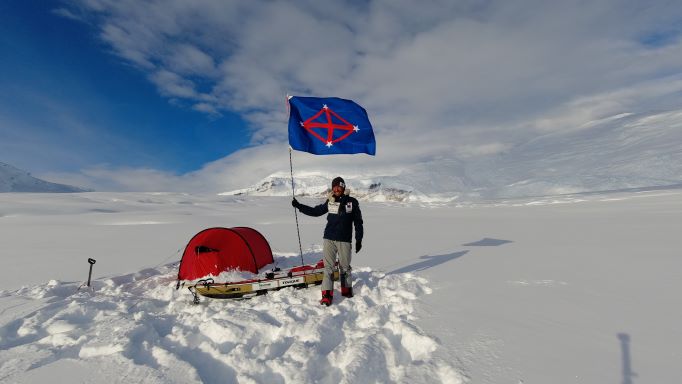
[287, 96, 376, 155]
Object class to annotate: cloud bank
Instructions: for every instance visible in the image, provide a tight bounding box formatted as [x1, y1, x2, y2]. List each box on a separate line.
[55, 0, 682, 192]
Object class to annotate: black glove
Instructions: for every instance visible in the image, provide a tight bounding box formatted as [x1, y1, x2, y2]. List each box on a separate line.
[292, 198, 301, 209]
[355, 240, 362, 253]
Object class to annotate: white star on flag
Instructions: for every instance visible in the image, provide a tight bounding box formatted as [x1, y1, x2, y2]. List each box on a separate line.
[326, 141, 333, 147]
[353, 125, 360, 132]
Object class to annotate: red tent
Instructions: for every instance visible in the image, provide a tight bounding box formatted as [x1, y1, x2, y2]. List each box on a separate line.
[178, 227, 274, 281]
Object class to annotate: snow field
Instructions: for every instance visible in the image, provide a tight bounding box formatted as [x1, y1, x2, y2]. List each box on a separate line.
[3, 190, 680, 382]
[0, 257, 463, 384]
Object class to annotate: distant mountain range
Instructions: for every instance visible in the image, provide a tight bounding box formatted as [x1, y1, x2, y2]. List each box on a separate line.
[4, 110, 680, 199]
[0, 162, 88, 193]
[222, 110, 682, 202]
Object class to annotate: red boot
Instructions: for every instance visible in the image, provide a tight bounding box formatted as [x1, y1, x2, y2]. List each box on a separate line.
[320, 290, 333, 306]
[341, 286, 353, 298]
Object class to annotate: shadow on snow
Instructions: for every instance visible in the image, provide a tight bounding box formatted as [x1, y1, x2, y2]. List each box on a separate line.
[388, 251, 469, 275]
[462, 237, 513, 247]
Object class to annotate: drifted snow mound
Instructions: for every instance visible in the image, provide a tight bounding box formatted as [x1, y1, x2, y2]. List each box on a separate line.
[0, 257, 463, 384]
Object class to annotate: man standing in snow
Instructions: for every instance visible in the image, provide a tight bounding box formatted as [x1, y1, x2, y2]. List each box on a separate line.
[292, 176, 363, 306]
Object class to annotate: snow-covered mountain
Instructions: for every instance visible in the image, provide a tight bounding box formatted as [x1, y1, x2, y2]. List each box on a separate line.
[221, 173, 417, 202]
[479, 110, 682, 198]
[222, 110, 682, 202]
[0, 162, 88, 193]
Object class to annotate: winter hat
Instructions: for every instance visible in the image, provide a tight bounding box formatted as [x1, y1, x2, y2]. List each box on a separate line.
[331, 176, 345, 189]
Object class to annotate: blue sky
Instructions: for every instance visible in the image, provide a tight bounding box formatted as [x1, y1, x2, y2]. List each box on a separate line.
[0, 1, 249, 175]
[1, 0, 681, 192]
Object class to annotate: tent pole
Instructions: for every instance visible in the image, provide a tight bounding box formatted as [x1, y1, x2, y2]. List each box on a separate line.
[290, 147, 304, 266]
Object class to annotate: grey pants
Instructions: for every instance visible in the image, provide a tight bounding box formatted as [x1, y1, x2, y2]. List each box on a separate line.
[322, 239, 352, 291]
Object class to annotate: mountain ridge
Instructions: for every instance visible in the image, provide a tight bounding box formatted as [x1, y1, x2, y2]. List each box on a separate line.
[221, 110, 682, 203]
[0, 162, 89, 193]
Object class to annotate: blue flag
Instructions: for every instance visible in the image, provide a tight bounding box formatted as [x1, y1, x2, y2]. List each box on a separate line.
[288, 96, 376, 155]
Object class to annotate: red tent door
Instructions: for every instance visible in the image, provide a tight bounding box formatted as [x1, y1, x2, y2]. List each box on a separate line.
[178, 227, 274, 281]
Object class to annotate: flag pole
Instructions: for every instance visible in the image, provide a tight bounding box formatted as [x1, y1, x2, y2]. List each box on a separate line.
[285, 93, 304, 265]
[289, 147, 304, 266]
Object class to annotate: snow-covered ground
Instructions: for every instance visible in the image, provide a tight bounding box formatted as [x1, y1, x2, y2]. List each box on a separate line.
[1, 190, 681, 383]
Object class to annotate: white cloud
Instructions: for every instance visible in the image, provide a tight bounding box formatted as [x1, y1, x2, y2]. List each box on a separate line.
[530, 75, 682, 133]
[52, 7, 86, 22]
[149, 70, 198, 98]
[192, 102, 220, 116]
[44, 166, 183, 192]
[166, 44, 218, 77]
[55, 0, 682, 191]
[39, 142, 290, 192]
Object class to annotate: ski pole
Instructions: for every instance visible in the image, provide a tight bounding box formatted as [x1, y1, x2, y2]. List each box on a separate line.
[87, 258, 96, 287]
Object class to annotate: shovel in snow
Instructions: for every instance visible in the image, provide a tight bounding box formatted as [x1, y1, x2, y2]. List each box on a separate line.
[87, 258, 96, 287]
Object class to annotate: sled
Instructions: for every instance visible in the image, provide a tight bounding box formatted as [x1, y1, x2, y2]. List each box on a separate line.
[187, 260, 338, 303]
